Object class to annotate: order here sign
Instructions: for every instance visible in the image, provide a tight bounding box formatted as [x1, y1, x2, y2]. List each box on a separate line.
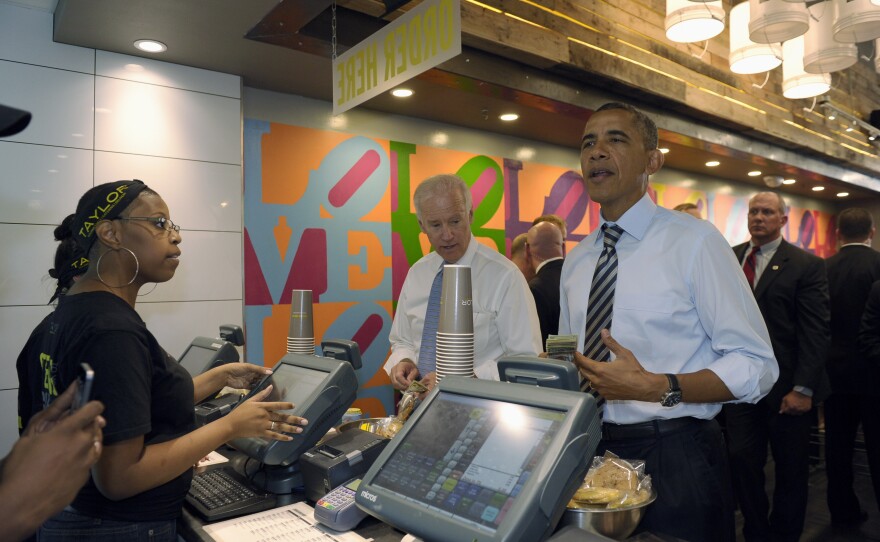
[332, 0, 461, 116]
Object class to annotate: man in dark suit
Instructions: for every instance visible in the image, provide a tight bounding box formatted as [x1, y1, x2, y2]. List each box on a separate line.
[825, 208, 880, 526]
[526, 221, 565, 347]
[725, 191, 830, 542]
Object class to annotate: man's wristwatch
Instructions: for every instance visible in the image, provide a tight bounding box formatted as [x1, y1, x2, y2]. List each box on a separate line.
[660, 374, 682, 407]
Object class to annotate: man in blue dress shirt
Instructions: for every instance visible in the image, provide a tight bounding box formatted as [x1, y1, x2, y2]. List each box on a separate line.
[559, 102, 779, 542]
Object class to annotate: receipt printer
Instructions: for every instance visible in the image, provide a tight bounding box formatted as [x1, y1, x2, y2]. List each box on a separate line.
[300, 428, 389, 503]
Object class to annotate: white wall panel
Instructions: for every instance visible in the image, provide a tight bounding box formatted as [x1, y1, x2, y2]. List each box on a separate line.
[0, 3, 94, 72]
[0, 304, 53, 387]
[94, 77, 241, 165]
[135, 230, 242, 303]
[0, 224, 61, 305]
[0, 143, 92, 224]
[0, 389, 18, 458]
[94, 152, 242, 232]
[138, 300, 244, 362]
[97, 51, 240, 99]
[0, 60, 95, 147]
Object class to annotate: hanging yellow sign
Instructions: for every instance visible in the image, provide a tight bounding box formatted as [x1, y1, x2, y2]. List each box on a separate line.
[332, 0, 461, 115]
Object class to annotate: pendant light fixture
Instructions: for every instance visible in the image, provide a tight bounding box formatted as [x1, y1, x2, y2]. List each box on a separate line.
[729, 2, 782, 74]
[665, 0, 725, 43]
[803, 1, 857, 73]
[832, 0, 880, 43]
[749, 0, 809, 44]
[782, 36, 831, 99]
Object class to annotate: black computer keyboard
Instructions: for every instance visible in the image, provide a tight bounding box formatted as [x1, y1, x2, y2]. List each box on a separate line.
[186, 467, 277, 522]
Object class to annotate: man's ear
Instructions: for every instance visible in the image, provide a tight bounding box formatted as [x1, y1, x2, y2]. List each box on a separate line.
[646, 148, 664, 176]
[94, 220, 121, 249]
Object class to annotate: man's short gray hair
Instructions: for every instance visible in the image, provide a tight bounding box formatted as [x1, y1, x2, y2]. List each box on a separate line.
[413, 174, 473, 222]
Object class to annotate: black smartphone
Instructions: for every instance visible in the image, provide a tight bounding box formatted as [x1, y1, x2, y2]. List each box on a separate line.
[72, 363, 94, 410]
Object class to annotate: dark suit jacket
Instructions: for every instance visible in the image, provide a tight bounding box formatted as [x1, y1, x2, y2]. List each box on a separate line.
[528, 258, 564, 348]
[858, 280, 880, 396]
[733, 239, 831, 407]
[826, 245, 880, 394]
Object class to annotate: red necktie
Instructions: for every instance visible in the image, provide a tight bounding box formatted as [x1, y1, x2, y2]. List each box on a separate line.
[743, 246, 760, 288]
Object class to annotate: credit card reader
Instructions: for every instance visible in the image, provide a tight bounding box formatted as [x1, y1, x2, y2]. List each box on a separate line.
[314, 478, 368, 531]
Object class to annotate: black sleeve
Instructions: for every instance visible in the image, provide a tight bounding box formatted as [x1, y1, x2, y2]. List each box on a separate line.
[859, 281, 880, 363]
[793, 254, 831, 391]
[79, 331, 154, 445]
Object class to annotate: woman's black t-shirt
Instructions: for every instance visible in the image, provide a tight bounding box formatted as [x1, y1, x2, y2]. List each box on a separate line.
[21, 291, 195, 521]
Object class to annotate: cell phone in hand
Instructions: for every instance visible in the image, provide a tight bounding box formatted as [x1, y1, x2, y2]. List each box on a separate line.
[72, 363, 94, 410]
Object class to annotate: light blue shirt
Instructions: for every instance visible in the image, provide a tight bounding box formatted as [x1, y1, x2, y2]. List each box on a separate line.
[560, 194, 779, 424]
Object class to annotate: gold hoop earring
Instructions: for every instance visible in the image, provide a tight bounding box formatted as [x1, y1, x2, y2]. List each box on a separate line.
[96, 247, 139, 288]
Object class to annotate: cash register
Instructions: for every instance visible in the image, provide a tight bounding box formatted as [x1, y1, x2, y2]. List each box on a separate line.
[185, 349, 359, 522]
[355, 376, 600, 542]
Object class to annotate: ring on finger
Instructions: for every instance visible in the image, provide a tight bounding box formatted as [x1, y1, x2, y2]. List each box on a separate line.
[270, 421, 276, 431]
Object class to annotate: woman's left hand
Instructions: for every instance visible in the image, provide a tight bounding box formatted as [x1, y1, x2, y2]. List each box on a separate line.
[223, 362, 272, 390]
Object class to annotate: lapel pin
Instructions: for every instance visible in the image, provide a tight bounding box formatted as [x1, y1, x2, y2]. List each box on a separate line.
[772, 265, 779, 270]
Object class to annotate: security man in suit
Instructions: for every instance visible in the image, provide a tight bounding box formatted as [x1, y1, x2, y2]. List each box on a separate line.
[825, 207, 880, 526]
[525, 221, 565, 346]
[725, 191, 831, 542]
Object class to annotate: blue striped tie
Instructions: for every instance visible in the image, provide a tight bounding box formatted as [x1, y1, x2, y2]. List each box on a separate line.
[581, 224, 625, 413]
[418, 266, 444, 376]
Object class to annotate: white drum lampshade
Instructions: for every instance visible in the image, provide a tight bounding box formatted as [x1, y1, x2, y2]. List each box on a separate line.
[730, 2, 782, 74]
[782, 36, 831, 99]
[666, 0, 725, 43]
[803, 1, 857, 73]
[749, 0, 809, 44]
[832, 0, 880, 43]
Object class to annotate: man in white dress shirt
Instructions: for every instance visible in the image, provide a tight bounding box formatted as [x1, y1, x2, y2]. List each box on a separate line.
[560, 103, 778, 541]
[385, 174, 542, 391]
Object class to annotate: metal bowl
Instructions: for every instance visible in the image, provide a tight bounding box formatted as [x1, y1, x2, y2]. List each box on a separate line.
[559, 491, 656, 540]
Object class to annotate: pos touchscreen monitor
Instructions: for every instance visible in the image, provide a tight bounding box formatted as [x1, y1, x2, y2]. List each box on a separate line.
[178, 336, 239, 376]
[356, 377, 600, 542]
[227, 352, 358, 493]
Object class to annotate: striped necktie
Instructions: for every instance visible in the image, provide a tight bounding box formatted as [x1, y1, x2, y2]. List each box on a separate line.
[743, 245, 760, 289]
[581, 224, 625, 413]
[418, 266, 444, 376]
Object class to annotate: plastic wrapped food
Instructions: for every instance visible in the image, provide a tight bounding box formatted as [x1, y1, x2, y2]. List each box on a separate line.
[568, 451, 654, 509]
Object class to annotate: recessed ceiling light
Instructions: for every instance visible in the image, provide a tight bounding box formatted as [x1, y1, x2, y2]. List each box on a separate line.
[499, 113, 519, 122]
[134, 39, 167, 53]
[659, 148, 670, 154]
[782, 179, 796, 185]
[812, 186, 825, 191]
[391, 88, 413, 98]
[748, 170, 762, 177]
[837, 192, 849, 197]
[705, 161, 720, 167]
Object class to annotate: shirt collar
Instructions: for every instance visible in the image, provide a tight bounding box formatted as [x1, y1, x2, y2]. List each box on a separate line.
[750, 235, 782, 253]
[597, 192, 655, 243]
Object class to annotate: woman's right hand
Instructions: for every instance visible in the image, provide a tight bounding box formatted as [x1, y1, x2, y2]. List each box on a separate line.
[222, 385, 308, 441]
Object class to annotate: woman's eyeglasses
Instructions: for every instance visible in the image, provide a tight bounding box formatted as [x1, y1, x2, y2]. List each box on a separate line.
[118, 216, 181, 233]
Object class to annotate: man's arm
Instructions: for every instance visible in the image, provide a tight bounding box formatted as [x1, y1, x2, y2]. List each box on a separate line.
[784, 253, 830, 413]
[575, 331, 735, 403]
[0, 383, 104, 542]
[859, 281, 880, 361]
[495, 269, 542, 358]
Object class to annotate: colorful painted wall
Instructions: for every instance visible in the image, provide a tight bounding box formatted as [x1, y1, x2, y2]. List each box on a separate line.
[242, 119, 837, 417]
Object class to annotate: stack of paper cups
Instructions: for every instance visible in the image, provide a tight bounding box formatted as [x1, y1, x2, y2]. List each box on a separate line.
[287, 289, 315, 355]
[435, 265, 474, 382]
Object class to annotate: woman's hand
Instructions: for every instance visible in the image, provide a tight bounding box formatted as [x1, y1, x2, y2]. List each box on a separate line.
[223, 385, 308, 441]
[222, 362, 272, 390]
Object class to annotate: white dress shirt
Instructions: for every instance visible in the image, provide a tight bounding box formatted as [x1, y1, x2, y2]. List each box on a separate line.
[560, 194, 778, 424]
[386, 234, 542, 380]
